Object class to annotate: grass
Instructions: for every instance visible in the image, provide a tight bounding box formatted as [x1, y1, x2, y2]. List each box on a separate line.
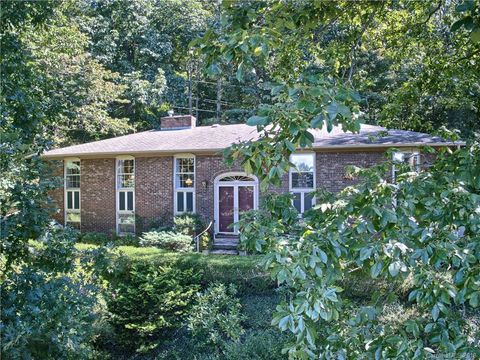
[76, 242, 261, 265]
[75, 242, 273, 294]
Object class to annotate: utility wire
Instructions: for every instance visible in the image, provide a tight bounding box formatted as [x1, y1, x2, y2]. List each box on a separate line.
[171, 105, 217, 113]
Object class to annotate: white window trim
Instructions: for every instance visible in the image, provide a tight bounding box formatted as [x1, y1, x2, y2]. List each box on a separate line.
[64, 157, 81, 229]
[392, 150, 421, 183]
[174, 154, 196, 214]
[289, 152, 316, 214]
[116, 155, 135, 235]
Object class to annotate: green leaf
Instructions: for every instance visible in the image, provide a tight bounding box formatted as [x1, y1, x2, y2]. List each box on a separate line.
[371, 262, 383, 278]
[469, 291, 479, 307]
[207, 63, 221, 76]
[326, 102, 338, 120]
[432, 304, 440, 321]
[271, 85, 284, 96]
[451, 18, 467, 32]
[388, 261, 400, 277]
[310, 114, 325, 128]
[471, 28, 480, 43]
[359, 247, 372, 261]
[278, 315, 290, 330]
[337, 103, 351, 117]
[318, 250, 328, 264]
[236, 62, 245, 82]
[247, 115, 269, 126]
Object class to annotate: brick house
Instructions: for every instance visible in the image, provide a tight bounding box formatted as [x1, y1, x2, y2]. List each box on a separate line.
[43, 114, 452, 238]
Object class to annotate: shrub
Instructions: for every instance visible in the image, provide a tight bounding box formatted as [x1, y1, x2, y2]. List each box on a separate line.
[139, 230, 193, 252]
[199, 231, 212, 251]
[79, 232, 140, 247]
[80, 231, 111, 245]
[1, 227, 103, 360]
[173, 213, 205, 236]
[187, 283, 245, 347]
[105, 262, 201, 353]
[113, 234, 139, 247]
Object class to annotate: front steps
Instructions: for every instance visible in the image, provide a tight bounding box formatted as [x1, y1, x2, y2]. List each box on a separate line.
[210, 235, 239, 255]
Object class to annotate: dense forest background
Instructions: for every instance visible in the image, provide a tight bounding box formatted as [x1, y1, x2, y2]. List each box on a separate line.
[5, 0, 477, 148]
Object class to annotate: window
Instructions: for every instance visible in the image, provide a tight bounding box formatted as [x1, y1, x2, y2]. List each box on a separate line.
[392, 151, 421, 183]
[65, 159, 81, 229]
[174, 155, 195, 214]
[290, 153, 316, 214]
[116, 157, 135, 234]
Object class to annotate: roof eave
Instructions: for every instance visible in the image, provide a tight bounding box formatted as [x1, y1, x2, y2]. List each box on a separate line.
[41, 141, 464, 160]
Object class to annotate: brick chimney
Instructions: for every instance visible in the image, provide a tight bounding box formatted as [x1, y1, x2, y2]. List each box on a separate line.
[160, 110, 196, 130]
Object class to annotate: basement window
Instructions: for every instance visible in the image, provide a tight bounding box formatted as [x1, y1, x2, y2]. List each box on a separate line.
[174, 155, 195, 214]
[289, 153, 316, 214]
[116, 157, 135, 234]
[65, 158, 81, 229]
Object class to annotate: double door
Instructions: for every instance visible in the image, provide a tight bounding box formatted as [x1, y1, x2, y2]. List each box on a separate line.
[217, 184, 255, 234]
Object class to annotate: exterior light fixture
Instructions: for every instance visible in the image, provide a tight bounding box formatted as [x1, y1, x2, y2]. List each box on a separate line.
[201, 180, 208, 188]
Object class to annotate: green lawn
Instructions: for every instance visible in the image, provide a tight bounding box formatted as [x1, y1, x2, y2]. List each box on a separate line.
[76, 242, 272, 294]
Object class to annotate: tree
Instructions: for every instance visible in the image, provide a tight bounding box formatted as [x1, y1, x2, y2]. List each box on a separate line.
[197, 0, 480, 357]
[24, 1, 133, 146]
[1, 2, 110, 357]
[78, 0, 213, 128]
[239, 144, 480, 358]
[1, 0, 60, 268]
[196, 0, 479, 145]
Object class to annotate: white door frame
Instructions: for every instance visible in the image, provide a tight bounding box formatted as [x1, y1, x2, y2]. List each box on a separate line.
[214, 172, 259, 235]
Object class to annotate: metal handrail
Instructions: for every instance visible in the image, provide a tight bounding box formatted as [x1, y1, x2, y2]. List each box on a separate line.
[194, 221, 213, 252]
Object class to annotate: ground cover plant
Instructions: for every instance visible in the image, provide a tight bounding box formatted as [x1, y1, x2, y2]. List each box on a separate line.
[139, 230, 194, 252]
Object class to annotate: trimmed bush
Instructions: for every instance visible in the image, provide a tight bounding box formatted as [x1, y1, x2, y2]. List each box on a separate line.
[173, 213, 205, 236]
[139, 230, 193, 252]
[79, 232, 110, 245]
[105, 262, 202, 353]
[187, 283, 245, 347]
[114, 234, 139, 247]
[79, 232, 140, 247]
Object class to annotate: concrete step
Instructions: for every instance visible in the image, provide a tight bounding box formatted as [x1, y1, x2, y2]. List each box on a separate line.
[213, 238, 239, 250]
[212, 244, 237, 251]
[209, 249, 239, 255]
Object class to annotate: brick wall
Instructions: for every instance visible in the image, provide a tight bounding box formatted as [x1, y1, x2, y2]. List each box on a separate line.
[316, 151, 387, 192]
[81, 159, 116, 233]
[160, 115, 196, 129]
[47, 149, 399, 234]
[135, 156, 174, 231]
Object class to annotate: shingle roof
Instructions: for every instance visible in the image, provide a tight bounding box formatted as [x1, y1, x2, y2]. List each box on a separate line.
[42, 123, 456, 158]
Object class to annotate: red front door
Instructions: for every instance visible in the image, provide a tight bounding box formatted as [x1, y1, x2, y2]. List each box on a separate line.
[238, 185, 254, 217]
[219, 186, 234, 232]
[218, 185, 255, 233]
